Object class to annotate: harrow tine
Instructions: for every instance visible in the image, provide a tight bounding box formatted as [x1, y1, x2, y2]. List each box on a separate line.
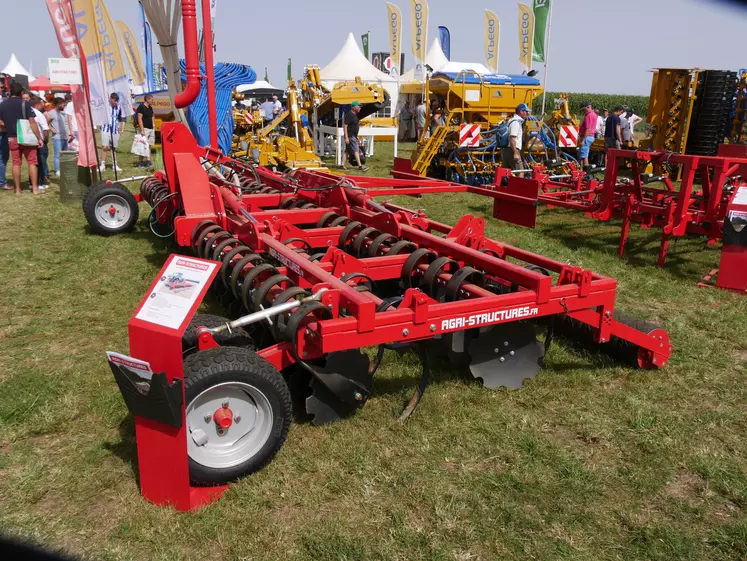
[398, 344, 430, 422]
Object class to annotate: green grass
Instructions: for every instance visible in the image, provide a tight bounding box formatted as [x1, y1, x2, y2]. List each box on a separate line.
[1, 133, 747, 560]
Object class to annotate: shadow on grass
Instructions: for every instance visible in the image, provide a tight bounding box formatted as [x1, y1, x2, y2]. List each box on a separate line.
[103, 416, 139, 484]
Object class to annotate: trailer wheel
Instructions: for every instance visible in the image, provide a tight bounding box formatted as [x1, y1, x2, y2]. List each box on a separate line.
[183, 347, 291, 486]
[182, 314, 255, 355]
[83, 182, 140, 235]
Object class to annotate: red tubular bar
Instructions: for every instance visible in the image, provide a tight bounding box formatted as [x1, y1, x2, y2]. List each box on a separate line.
[201, 0, 218, 148]
[174, 0, 200, 109]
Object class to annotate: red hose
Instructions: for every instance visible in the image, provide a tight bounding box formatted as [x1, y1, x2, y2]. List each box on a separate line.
[175, 0, 200, 109]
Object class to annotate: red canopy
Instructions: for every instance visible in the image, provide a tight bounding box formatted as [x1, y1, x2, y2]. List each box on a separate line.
[29, 75, 71, 92]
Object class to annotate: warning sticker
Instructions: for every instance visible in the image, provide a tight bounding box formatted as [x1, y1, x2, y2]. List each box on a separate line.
[135, 257, 217, 330]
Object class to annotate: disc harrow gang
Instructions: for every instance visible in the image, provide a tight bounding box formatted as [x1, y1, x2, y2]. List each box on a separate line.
[101, 122, 674, 490]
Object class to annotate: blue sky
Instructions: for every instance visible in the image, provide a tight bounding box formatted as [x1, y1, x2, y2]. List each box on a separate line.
[4, 0, 745, 95]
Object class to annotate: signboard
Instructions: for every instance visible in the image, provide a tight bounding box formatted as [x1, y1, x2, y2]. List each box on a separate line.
[459, 124, 481, 147]
[135, 257, 218, 330]
[48, 57, 82, 85]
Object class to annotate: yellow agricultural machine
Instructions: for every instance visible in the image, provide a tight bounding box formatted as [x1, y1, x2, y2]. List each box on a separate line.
[396, 70, 554, 183]
[231, 66, 389, 171]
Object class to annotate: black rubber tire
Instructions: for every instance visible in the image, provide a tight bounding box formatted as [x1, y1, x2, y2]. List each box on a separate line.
[182, 314, 255, 354]
[183, 347, 292, 485]
[82, 182, 140, 235]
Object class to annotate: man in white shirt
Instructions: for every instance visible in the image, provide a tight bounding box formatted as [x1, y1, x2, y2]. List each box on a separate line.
[501, 103, 530, 176]
[31, 95, 50, 191]
[622, 109, 642, 144]
[64, 93, 78, 142]
[596, 109, 608, 138]
[272, 95, 282, 117]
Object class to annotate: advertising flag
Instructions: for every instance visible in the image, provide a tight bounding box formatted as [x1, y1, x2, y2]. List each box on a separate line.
[71, 0, 108, 125]
[97, 0, 133, 117]
[287, 58, 292, 81]
[484, 10, 499, 73]
[264, 67, 269, 82]
[361, 32, 370, 60]
[532, 0, 550, 62]
[116, 21, 145, 87]
[139, 1, 154, 91]
[518, 2, 535, 70]
[45, 0, 98, 168]
[409, 0, 429, 80]
[386, 3, 402, 76]
[438, 26, 450, 60]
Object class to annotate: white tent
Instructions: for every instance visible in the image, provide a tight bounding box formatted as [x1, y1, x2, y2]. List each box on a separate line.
[1, 53, 35, 81]
[236, 80, 284, 95]
[400, 38, 449, 82]
[319, 33, 399, 111]
[400, 38, 493, 82]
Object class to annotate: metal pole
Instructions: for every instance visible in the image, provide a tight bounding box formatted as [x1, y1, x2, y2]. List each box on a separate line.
[539, 0, 554, 118]
[202, 0, 218, 148]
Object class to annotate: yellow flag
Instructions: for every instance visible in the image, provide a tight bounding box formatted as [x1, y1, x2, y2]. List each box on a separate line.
[518, 2, 535, 70]
[96, 0, 127, 83]
[116, 21, 145, 87]
[410, 0, 428, 63]
[484, 10, 499, 73]
[386, 3, 402, 74]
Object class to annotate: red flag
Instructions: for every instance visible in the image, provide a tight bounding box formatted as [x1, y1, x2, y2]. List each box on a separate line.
[45, 0, 98, 168]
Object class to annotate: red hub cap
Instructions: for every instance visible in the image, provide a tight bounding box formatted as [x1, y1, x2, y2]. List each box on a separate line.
[213, 407, 233, 429]
[108, 206, 117, 216]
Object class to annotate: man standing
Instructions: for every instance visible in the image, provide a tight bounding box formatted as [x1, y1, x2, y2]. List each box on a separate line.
[342, 101, 368, 172]
[501, 103, 530, 175]
[135, 94, 155, 168]
[596, 109, 608, 138]
[622, 109, 642, 146]
[47, 97, 71, 178]
[605, 106, 624, 153]
[399, 100, 412, 141]
[100, 93, 124, 172]
[64, 93, 78, 144]
[577, 101, 598, 168]
[0, 82, 43, 194]
[272, 95, 283, 117]
[260, 97, 275, 125]
[31, 96, 50, 191]
[415, 98, 426, 140]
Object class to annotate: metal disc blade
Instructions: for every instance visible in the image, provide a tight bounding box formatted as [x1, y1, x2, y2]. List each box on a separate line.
[305, 378, 358, 426]
[467, 323, 545, 390]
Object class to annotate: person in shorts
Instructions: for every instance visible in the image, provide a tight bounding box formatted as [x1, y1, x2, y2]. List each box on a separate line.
[577, 101, 598, 168]
[0, 82, 43, 194]
[100, 93, 124, 172]
[604, 106, 624, 153]
[135, 94, 155, 168]
[342, 101, 368, 171]
[501, 103, 530, 176]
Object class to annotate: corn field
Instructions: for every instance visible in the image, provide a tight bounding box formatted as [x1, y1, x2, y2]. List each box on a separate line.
[534, 92, 650, 119]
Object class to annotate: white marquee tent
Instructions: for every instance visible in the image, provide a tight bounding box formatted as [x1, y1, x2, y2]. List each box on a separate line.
[1, 53, 35, 81]
[400, 38, 493, 84]
[319, 33, 399, 112]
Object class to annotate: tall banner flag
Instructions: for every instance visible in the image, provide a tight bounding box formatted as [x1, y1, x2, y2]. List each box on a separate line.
[484, 11, 499, 73]
[264, 67, 269, 82]
[73, 0, 133, 121]
[386, 3, 402, 77]
[287, 58, 292, 81]
[518, 3, 535, 71]
[71, 0, 108, 125]
[532, 0, 550, 62]
[361, 32, 370, 60]
[438, 26, 450, 60]
[116, 21, 145, 87]
[97, 0, 133, 116]
[409, 0, 429, 81]
[45, 0, 98, 168]
[139, 1, 154, 91]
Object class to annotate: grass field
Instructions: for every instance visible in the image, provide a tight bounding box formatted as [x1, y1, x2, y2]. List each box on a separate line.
[1, 132, 747, 560]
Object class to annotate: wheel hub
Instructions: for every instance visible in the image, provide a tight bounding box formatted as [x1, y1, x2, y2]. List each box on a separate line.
[213, 406, 234, 430]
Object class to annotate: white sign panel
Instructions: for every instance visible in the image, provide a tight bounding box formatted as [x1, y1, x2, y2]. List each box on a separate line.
[733, 186, 747, 206]
[135, 257, 218, 330]
[49, 57, 83, 85]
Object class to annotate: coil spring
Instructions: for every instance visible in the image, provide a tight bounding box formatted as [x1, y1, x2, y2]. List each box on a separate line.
[140, 176, 171, 207]
[190, 221, 333, 347]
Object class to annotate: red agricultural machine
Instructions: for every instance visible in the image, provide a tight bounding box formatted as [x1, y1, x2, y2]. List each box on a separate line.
[85, 121, 674, 510]
[82, 0, 675, 511]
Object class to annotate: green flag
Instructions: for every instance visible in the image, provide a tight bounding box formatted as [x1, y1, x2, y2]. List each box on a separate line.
[532, 0, 550, 63]
[287, 58, 292, 81]
[361, 32, 370, 60]
[264, 67, 269, 82]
